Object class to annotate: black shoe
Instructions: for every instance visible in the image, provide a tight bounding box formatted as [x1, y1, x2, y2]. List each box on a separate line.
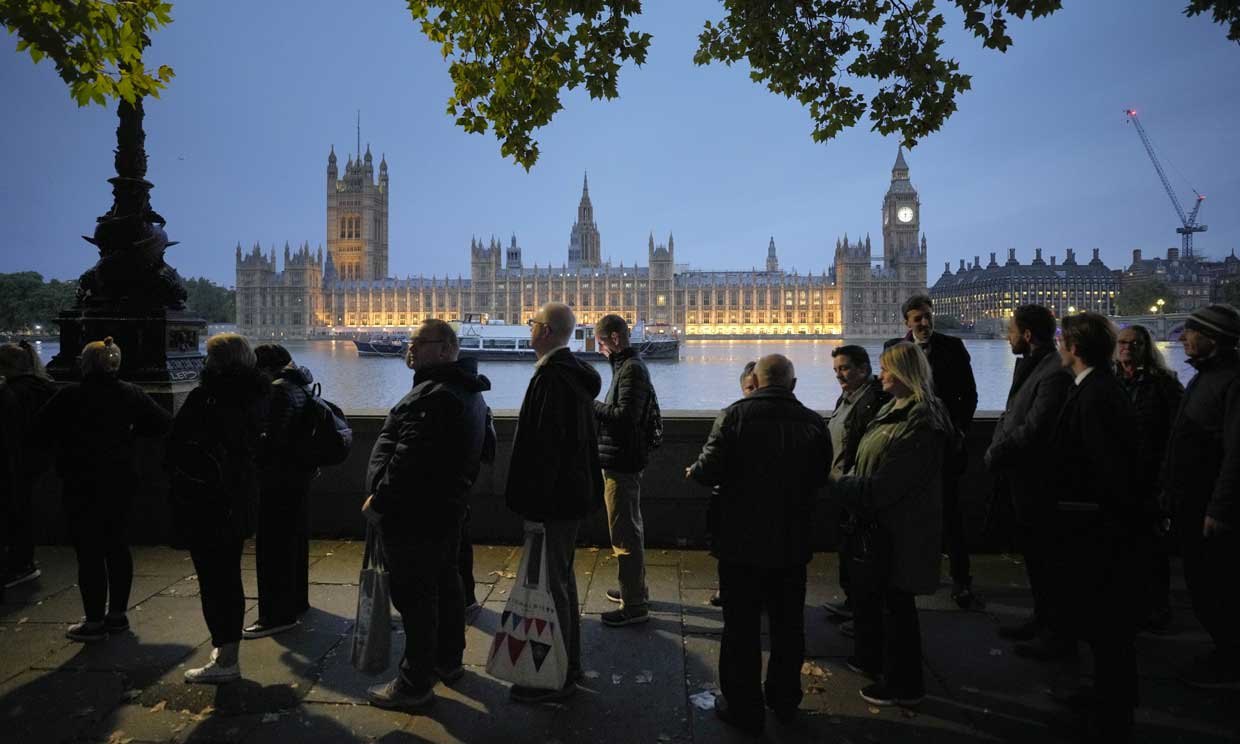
[104, 614, 130, 634]
[3, 564, 40, 589]
[823, 597, 853, 619]
[66, 620, 108, 643]
[860, 682, 924, 707]
[709, 591, 724, 608]
[846, 656, 880, 679]
[605, 588, 623, 604]
[434, 663, 465, 684]
[510, 680, 578, 704]
[714, 695, 763, 735]
[602, 607, 650, 627]
[367, 678, 434, 710]
[242, 619, 299, 639]
[1014, 634, 1076, 661]
[998, 617, 1040, 641]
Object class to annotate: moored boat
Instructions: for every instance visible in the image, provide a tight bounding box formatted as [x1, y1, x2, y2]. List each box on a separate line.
[353, 336, 408, 357]
[450, 314, 679, 362]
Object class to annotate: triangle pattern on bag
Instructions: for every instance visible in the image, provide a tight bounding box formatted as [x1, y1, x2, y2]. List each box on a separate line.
[523, 617, 534, 635]
[510, 612, 524, 632]
[506, 634, 527, 665]
[534, 618, 547, 636]
[489, 631, 507, 662]
[501, 610, 512, 628]
[529, 640, 552, 671]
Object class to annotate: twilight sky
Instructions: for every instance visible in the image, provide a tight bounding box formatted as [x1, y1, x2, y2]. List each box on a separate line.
[1, 0, 1237, 287]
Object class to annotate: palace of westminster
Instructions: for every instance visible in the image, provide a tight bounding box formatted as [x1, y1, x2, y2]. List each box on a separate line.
[235, 146, 933, 339]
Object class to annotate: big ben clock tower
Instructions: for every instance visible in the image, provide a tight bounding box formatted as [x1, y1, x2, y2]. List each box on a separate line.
[882, 148, 919, 261]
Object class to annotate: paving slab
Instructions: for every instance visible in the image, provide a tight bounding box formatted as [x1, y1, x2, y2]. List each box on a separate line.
[0, 668, 125, 743]
[131, 547, 200, 578]
[0, 620, 75, 684]
[581, 563, 681, 615]
[307, 541, 366, 584]
[1, 574, 181, 624]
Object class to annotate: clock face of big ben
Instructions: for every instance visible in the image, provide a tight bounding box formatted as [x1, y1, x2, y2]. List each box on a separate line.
[897, 206, 915, 223]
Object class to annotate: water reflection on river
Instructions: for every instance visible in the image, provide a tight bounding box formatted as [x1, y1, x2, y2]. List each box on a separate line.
[35, 337, 1196, 413]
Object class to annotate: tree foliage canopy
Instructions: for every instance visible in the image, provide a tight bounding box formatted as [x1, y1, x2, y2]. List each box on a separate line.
[1117, 279, 1179, 316]
[0, 272, 78, 332]
[407, 0, 1239, 169]
[183, 277, 236, 324]
[0, 0, 174, 107]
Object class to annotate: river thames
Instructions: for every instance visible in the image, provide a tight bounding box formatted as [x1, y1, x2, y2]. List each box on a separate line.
[37, 337, 1195, 413]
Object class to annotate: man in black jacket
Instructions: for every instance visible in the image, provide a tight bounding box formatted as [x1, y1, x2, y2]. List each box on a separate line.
[984, 305, 1073, 658]
[823, 346, 890, 624]
[1050, 312, 1141, 742]
[362, 319, 493, 711]
[1161, 304, 1240, 688]
[505, 302, 603, 704]
[593, 315, 655, 628]
[687, 354, 831, 734]
[247, 345, 317, 639]
[886, 295, 979, 608]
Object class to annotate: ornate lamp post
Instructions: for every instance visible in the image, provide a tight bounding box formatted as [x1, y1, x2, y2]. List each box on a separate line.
[46, 93, 205, 406]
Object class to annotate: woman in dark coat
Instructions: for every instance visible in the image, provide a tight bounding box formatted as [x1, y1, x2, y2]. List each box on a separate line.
[0, 341, 58, 591]
[36, 337, 171, 641]
[170, 333, 268, 683]
[832, 342, 954, 707]
[1115, 324, 1183, 633]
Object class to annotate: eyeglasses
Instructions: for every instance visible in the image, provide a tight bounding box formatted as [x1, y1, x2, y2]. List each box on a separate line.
[527, 319, 547, 328]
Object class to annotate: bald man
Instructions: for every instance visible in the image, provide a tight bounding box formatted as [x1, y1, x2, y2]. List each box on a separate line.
[505, 303, 603, 704]
[687, 353, 832, 734]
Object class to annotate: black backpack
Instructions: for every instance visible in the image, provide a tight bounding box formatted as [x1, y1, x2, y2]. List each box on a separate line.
[644, 386, 664, 450]
[294, 382, 353, 468]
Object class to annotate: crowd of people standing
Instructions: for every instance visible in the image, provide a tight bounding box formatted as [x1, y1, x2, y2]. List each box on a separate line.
[0, 294, 1237, 743]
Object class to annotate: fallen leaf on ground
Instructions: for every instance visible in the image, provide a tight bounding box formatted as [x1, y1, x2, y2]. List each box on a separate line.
[582, 670, 600, 679]
[262, 713, 280, 723]
[867, 706, 881, 714]
[105, 732, 134, 744]
[801, 661, 828, 677]
[635, 670, 654, 684]
[149, 700, 166, 713]
[612, 674, 623, 685]
[488, 570, 517, 579]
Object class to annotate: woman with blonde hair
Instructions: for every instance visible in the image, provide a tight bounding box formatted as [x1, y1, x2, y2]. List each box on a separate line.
[831, 342, 954, 707]
[169, 332, 268, 683]
[0, 341, 57, 591]
[36, 337, 171, 641]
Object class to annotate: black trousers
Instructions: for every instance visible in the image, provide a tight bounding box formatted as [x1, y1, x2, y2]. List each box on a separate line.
[1012, 500, 1054, 627]
[459, 506, 476, 606]
[5, 475, 36, 571]
[853, 586, 924, 695]
[718, 561, 807, 724]
[1178, 499, 1240, 657]
[382, 523, 465, 694]
[64, 482, 133, 622]
[256, 481, 311, 624]
[941, 469, 971, 585]
[191, 537, 246, 647]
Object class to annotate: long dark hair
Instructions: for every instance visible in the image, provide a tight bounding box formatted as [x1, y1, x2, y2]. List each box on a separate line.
[1118, 324, 1172, 376]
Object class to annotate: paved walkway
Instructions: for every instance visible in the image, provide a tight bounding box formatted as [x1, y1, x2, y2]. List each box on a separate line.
[0, 542, 1236, 743]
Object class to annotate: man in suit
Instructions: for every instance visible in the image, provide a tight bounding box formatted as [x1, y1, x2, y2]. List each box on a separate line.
[1050, 311, 1142, 742]
[984, 305, 1073, 659]
[886, 295, 979, 608]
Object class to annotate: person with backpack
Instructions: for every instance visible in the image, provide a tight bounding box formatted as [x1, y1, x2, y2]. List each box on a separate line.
[246, 344, 318, 639]
[170, 333, 269, 683]
[594, 314, 658, 628]
[362, 319, 494, 710]
[34, 337, 171, 642]
[0, 342, 58, 592]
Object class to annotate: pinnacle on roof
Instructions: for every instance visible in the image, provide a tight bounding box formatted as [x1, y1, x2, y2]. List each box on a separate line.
[893, 147, 909, 172]
[364, 144, 372, 161]
[328, 144, 336, 163]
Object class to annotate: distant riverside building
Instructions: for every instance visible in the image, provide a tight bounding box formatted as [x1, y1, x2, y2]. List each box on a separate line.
[930, 248, 1119, 325]
[236, 148, 927, 338]
[1122, 247, 1240, 312]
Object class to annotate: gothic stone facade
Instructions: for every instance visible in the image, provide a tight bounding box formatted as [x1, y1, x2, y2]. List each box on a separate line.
[235, 149, 927, 338]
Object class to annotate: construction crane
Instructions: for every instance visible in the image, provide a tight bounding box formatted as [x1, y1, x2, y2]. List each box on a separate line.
[1124, 109, 1207, 258]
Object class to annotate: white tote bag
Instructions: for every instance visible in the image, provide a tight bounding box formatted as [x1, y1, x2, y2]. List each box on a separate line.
[485, 522, 569, 690]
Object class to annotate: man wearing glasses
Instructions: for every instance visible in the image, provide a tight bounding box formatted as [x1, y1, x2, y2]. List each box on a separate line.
[362, 319, 494, 711]
[505, 303, 603, 704]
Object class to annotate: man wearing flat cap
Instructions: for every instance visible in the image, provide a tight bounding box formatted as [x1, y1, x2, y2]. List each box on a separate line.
[1161, 303, 1240, 688]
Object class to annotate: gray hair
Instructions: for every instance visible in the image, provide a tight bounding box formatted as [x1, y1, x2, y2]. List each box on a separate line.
[205, 332, 256, 372]
[541, 302, 576, 346]
[755, 354, 795, 389]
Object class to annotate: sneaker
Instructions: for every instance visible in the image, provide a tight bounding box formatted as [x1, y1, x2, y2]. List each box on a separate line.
[823, 597, 853, 619]
[605, 588, 623, 604]
[510, 680, 578, 704]
[714, 694, 763, 735]
[846, 656, 880, 679]
[242, 619, 299, 639]
[184, 648, 241, 684]
[368, 677, 434, 710]
[602, 607, 650, 627]
[1180, 652, 1240, 689]
[434, 663, 465, 684]
[998, 616, 1040, 641]
[839, 619, 855, 638]
[66, 620, 107, 643]
[708, 591, 724, 608]
[3, 564, 40, 589]
[104, 614, 130, 634]
[860, 682, 924, 707]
